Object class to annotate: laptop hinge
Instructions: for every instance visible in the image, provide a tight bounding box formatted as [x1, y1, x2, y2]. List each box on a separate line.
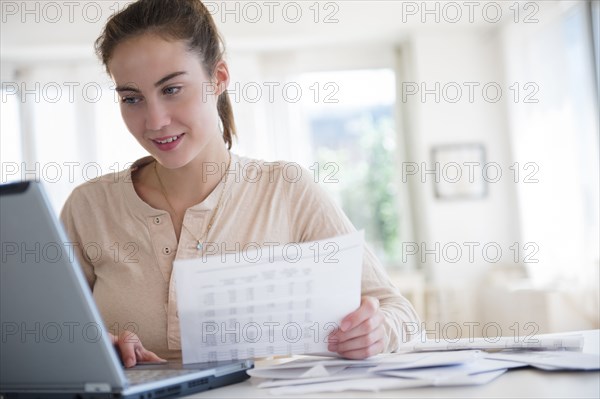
[84, 383, 112, 393]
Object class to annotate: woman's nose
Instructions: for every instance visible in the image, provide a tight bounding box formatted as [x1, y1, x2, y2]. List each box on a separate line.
[145, 101, 171, 131]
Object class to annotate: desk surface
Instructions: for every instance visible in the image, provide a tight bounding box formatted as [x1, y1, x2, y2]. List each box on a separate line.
[184, 330, 600, 398]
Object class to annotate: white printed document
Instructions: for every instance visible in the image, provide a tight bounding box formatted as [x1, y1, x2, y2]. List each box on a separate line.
[397, 335, 584, 352]
[174, 231, 364, 363]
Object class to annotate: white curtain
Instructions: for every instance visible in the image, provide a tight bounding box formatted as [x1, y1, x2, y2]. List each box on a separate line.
[502, 2, 599, 291]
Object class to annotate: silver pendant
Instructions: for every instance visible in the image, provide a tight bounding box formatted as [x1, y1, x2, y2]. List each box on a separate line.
[196, 241, 203, 250]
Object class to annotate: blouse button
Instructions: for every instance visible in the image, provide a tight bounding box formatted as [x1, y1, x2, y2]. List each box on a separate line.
[163, 247, 172, 255]
[154, 217, 161, 225]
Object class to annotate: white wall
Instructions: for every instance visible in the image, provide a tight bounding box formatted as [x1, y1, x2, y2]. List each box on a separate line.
[395, 29, 522, 331]
[403, 30, 520, 271]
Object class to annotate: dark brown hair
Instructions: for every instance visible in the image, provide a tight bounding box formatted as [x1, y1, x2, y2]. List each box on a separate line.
[95, 0, 236, 149]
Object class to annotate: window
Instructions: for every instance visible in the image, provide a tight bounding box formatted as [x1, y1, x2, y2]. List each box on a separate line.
[0, 83, 22, 183]
[297, 69, 402, 266]
[95, 85, 147, 172]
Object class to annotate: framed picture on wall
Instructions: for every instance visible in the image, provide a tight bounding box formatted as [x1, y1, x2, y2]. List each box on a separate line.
[431, 143, 487, 200]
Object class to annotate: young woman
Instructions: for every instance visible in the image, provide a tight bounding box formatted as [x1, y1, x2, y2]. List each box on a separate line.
[60, 0, 420, 367]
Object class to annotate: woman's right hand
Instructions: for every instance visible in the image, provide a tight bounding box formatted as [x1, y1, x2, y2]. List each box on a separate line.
[108, 331, 166, 368]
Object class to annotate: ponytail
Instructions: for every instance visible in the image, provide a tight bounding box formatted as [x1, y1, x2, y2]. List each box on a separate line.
[218, 91, 236, 150]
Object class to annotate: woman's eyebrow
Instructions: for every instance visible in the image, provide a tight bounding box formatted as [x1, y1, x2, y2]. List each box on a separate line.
[115, 71, 188, 92]
[154, 71, 187, 87]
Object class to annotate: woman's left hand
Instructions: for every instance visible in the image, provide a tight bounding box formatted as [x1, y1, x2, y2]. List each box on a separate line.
[327, 296, 386, 359]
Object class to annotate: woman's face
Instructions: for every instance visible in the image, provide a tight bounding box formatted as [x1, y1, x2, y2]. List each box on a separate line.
[108, 33, 228, 169]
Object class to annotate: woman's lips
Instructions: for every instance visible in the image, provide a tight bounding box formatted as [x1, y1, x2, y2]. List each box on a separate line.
[152, 133, 184, 151]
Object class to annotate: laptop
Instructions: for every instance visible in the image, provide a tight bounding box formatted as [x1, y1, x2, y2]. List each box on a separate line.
[0, 181, 253, 398]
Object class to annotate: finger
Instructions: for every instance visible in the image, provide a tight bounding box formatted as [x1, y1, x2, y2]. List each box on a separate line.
[340, 297, 380, 332]
[328, 300, 380, 351]
[328, 322, 384, 353]
[335, 312, 384, 343]
[334, 325, 385, 354]
[327, 331, 341, 352]
[326, 325, 342, 343]
[122, 330, 139, 344]
[118, 340, 137, 368]
[137, 346, 167, 363]
[338, 339, 385, 360]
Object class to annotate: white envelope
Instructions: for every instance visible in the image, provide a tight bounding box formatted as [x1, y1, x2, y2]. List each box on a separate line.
[369, 350, 485, 373]
[487, 350, 600, 370]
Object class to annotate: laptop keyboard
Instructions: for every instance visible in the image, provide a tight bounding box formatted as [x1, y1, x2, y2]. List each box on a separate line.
[125, 369, 201, 386]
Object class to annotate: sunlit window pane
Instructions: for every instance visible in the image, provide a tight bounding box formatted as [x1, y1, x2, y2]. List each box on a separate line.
[0, 86, 22, 183]
[298, 69, 400, 265]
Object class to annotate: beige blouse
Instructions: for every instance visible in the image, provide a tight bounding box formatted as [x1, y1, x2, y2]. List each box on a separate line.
[60, 153, 420, 360]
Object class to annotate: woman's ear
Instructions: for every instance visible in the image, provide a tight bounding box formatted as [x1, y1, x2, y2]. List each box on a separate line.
[213, 60, 230, 96]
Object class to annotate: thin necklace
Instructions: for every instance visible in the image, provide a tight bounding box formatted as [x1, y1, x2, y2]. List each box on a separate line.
[153, 152, 232, 251]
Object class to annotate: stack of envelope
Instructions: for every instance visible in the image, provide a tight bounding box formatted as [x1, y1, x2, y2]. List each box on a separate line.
[248, 336, 600, 395]
[248, 350, 525, 394]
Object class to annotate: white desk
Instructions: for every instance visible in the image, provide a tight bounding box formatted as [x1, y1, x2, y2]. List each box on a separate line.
[185, 330, 600, 398]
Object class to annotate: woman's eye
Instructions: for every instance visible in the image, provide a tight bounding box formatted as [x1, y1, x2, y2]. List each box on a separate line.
[163, 86, 181, 95]
[121, 96, 140, 104]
